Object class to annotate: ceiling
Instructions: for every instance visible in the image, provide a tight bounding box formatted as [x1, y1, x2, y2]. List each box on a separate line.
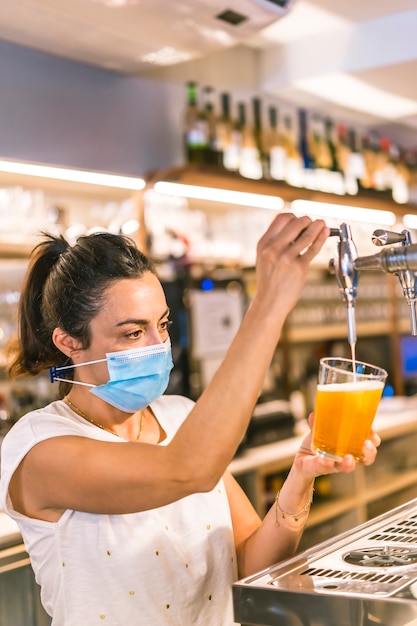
[1, 0, 417, 146]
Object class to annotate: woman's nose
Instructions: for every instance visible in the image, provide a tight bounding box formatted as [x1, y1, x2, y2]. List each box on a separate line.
[144, 328, 165, 346]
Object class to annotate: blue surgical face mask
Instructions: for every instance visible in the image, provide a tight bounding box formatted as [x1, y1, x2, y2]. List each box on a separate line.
[50, 338, 173, 413]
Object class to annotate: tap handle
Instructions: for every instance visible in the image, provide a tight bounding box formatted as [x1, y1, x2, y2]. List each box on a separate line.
[372, 229, 407, 246]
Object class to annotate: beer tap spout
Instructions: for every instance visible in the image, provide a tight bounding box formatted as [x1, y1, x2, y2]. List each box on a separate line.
[328, 223, 358, 347]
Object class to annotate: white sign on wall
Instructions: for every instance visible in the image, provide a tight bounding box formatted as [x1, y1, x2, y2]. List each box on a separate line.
[189, 288, 244, 359]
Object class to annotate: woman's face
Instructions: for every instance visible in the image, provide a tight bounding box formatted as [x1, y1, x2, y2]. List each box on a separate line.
[73, 271, 171, 385]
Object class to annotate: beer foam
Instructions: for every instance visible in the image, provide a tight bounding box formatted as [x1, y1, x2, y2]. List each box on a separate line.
[317, 380, 384, 392]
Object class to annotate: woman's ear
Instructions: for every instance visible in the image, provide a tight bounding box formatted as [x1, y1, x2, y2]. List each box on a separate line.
[52, 328, 82, 359]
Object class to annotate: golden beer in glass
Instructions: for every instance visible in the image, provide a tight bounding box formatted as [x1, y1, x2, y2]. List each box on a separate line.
[312, 357, 387, 461]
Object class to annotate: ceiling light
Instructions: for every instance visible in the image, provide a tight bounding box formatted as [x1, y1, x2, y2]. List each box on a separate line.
[153, 181, 284, 210]
[0, 160, 146, 191]
[192, 24, 235, 46]
[291, 199, 396, 226]
[140, 47, 193, 66]
[295, 73, 417, 120]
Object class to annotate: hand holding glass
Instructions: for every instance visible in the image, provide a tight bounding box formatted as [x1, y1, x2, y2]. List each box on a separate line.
[312, 357, 387, 462]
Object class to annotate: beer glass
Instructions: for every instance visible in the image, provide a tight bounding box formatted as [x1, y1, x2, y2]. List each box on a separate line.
[312, 357, 387, 461]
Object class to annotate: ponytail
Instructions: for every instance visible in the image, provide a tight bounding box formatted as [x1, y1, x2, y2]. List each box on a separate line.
[7, 234, 70, 378]
[7, 232, 155, 392]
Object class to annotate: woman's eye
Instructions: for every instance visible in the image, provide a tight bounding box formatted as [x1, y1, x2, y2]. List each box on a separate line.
[127, 329, 142, 339]
[160, 320, 173, 332]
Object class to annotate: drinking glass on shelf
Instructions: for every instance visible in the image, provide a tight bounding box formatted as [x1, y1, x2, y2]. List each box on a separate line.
[312, 357, 387, 462]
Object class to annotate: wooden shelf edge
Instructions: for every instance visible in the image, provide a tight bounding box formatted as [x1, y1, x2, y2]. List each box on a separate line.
[147, 164, 417, 214]
[286, 320, 392, 342]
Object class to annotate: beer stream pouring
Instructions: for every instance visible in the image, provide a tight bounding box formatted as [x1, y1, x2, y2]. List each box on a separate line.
[329, 225, 417, 336]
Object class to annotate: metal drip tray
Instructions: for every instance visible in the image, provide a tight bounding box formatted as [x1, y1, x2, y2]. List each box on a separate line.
[267, 511, 417, 599]
[269, 541, 417, 599]
[343, 546, 417, 567]
[233, 498, 417, 626]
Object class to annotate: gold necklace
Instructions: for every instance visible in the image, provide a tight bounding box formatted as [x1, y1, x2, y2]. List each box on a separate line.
[63, 396, 144, 442]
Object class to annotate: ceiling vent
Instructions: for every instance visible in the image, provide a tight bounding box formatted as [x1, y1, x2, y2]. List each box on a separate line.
[216, 10, 249, 26]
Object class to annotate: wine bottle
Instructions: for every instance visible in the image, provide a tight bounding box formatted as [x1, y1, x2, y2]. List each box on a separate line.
[391, 143, 410, 204]
[298, 109, 316, 190]
[360, 133, 376, 190]
[238, 101, 263, 180]
[314, 116, 332, 170]
[223, 97, 242, 172]
[212, 92, 234, 169]
[298, 109, 312, 170]
[312, 116, 335, 193]
[252, 97, 267, 178]
[183, 81, 209, 164]
[381, 136, 397, 190]
[268, 106, 287, 182]
[283, 114, 303, 187]
[345, 128, 365, 195]
[336, 124, 349, 172]
[324, 118, 339, 172]
[336, 126, 353, 195]
[201, 86, 217, 165]
[369, 131, 385, 190]
[324, 117, 345, 194]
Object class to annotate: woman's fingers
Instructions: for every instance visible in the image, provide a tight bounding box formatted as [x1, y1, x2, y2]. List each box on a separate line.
[258, 213, 328, 258]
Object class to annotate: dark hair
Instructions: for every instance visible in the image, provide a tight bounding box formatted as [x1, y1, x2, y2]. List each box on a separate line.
[7, 232, 156, 394]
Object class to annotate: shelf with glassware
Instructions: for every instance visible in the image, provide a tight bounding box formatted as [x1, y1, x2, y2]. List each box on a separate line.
[0, 162, 146, 257]
[0, 161, 148, 430]
[229, 397, 417, 550]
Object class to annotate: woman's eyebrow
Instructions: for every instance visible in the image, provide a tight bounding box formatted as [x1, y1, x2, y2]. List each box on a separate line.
[115, 308, 170, 327]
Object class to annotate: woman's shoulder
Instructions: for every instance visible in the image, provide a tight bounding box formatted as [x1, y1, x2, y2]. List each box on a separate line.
[2, 399, 97, 450]
[0, 400, 88, 510]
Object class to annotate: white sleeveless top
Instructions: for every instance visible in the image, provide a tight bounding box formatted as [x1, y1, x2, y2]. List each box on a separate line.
[0, 395, 238, 625]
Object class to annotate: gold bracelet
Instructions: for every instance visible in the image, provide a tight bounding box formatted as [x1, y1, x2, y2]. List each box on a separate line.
[275, 489, 314, 528]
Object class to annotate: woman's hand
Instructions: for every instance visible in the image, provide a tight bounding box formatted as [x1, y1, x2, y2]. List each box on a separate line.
[253, 213, 329, 318]
[293, 412, 381, 479]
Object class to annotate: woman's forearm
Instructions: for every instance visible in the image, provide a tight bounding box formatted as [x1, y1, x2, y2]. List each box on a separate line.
[236, 465, 315, 577]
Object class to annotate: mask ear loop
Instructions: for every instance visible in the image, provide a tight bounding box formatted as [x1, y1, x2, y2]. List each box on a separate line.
[49, 357, 106, 384]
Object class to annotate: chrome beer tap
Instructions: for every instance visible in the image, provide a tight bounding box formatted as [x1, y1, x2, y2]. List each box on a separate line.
[362, 228, 417, 335]
[329, 225, 417, 336]
[328, 223, 359, 347]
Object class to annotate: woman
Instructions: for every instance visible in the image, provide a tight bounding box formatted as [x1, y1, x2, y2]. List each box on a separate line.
[0, 213, 379, 625]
